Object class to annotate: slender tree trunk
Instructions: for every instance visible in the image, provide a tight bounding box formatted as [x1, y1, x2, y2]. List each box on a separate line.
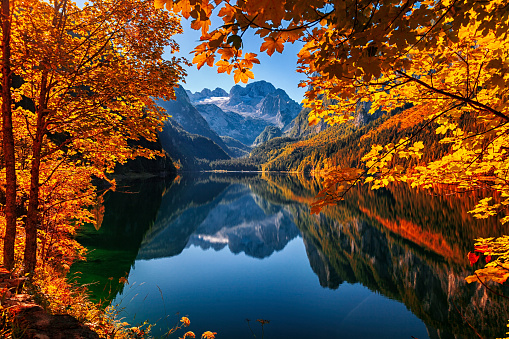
[1, 0, 16, 271]
[24, 130, 43, 273]
[24, 73, 48, 274]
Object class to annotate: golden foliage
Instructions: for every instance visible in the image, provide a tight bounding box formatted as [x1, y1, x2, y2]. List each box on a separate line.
[162, 0, 509, 319]
[1, 0, 186, 270]
[1, 0, 186, 334]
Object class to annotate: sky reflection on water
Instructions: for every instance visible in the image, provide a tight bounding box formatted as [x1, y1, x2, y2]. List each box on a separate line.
[115, 238, 428, 339]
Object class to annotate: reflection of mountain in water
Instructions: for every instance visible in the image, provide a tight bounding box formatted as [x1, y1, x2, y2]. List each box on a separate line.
[247, 175, 509, 338]
[186, 185, 299, 258]
[138, 180, 300, 260]
[75, 173, 509, 338]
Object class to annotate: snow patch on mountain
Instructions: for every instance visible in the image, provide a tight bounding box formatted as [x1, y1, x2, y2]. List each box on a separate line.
[187, 80, 302, 144]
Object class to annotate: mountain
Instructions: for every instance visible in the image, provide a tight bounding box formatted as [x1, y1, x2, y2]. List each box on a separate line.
[186, 87, 228, 102]
[220, 136, 251, 158]
[114, 136, 176, 177]
[158, 119, 230, 170]
[253, 125, 282, 145]
[189, 80, 302, 145]
[156, 86, 230, 151]
[194, 103, 269, 145]
[154, 85, 275, 169]
[137, 179, 299, 260]
[186, 184, 300, 258]
[288, 107, 328, 139]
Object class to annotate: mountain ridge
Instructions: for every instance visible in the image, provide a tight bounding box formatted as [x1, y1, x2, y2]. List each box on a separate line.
[188, 80, 302, 145]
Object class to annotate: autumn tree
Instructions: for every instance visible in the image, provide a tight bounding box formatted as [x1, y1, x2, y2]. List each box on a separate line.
[0, 0, 185, 273]
[1, 0, 17, 271]
[157, 0, 509, 287]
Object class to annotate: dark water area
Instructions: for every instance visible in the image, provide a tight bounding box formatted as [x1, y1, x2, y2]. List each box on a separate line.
[72, 173, 509, 338]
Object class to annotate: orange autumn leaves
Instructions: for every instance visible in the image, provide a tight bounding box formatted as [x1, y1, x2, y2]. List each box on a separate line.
[161, 0, 509, 298]
[177, 317, 216, 339]
[466, 237, 509, 285]
[192, 46, 259, 84]
[155, 0, 296, 84]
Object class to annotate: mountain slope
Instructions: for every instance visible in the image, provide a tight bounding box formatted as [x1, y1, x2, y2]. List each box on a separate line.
[188, 80, 302, 144]
[156, 86, 233, 156]
[254, 125, 282, 145]
[159, 119, 230, 170]
[194, 103, 269, 145]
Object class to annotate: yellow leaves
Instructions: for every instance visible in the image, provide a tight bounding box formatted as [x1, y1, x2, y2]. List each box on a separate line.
[216, 60, 233, 74]
[233, 67, 254, 84]
[153, 0, 168, 9]
[180, 317, 191, 327]
[436, 123, 457, 135]
[193, 52, 215, 70]
[468, 197, 501, 219]
[260, 37, 284, 56]
[201, 331, 217, 339]
[465, 236, 509, 284]
[465, 266, 509, 284]
[191, 18, 212, 35]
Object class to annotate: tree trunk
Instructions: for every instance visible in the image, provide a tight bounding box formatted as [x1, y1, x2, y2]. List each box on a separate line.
[24, 73, 49, 274]
[1, 0, 16, 271]
[24, 132, 43, 273]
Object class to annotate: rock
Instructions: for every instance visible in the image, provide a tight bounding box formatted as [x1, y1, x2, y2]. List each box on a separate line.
[0, 266, 99, 339]
[12, 305, 99, 339]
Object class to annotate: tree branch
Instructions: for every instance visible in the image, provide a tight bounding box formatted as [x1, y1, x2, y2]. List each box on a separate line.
[395, 70, 509, 122]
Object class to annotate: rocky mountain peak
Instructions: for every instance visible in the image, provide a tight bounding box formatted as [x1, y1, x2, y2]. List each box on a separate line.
[187, 87, 228, 102]
[185, 80, 302, 146]
[230, 80, 276, 99]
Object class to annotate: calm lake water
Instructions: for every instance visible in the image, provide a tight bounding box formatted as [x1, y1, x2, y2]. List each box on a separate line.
[72, 173, 509, 338]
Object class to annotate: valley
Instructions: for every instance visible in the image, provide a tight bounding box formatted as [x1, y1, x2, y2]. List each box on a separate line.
[156, 80, 445, 174]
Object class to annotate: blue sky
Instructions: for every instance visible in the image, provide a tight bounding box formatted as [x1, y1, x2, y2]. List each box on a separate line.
[168, 19, 308, 103]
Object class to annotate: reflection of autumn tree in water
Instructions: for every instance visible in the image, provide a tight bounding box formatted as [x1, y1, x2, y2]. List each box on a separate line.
[72, 179, 172, 302]
[257, 175, 509, 338]
[76, 173, 509, 337]
[156, 0, 509, 321]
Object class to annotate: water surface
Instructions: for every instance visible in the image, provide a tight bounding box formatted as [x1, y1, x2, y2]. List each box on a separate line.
[73, 173, 509, 338]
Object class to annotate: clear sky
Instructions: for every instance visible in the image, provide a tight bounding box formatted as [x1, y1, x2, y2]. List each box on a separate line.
[167, 18, 308, 103]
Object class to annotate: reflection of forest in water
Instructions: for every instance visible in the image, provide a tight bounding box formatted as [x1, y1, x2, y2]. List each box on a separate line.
[73, 172, 509, 338]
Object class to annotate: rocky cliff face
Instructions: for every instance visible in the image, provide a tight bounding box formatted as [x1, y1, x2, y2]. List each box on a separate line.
[194, 103, 269, 145]
[188, 81, 302, 145]
[288, 107, 328, 138]
[156, 86, 229, 151]
[158, 119, 230, 169]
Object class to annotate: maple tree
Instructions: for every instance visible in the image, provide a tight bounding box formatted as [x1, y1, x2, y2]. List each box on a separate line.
[0, 0, 185, 273]
[158, 0, 509, 296]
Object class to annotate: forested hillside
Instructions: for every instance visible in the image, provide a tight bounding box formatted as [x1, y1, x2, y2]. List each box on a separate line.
[210, 103, 450, 174]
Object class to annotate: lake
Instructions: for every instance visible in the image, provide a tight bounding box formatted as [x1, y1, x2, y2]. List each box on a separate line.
[72, 173, 509, 338]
